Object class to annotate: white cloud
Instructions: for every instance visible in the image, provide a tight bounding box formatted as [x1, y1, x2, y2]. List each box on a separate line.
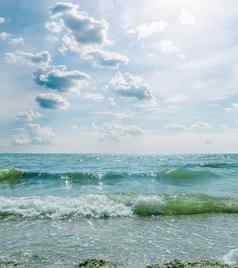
[59, 35, 129, 68]
[81, 49, 129, 68]
[16, 111, 42, 123]
[33, 65, 90, 92]
[36, 93, 70, 110]
[5, 51, 51, 66]
[93, 123, 144, 142]
[190, 122, 210, 130]
[50, 2, 76, 15]
[14, 123, 55, 146]
[14, 109, 55, 146]
[47, 2, 109, 48]
[0, 32, 24, 47]
[8, 37, 24, 46]
[179, 9, 195, 25]
[224, 103, 238, 112]
[0, 17, 5, 24]
[167, 121, 211, 132]
[47, 2, 128, 68]
[128, 21, 168, 40]
[108, 72, 152, 101]
[0, 32, 11, 41]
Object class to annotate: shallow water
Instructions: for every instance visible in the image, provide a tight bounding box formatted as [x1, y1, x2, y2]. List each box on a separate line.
[0, 154, 238, 267]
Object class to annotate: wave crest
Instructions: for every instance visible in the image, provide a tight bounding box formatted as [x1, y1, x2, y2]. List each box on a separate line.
[0, 166, 221, 186]
[0, 194, 238, 220]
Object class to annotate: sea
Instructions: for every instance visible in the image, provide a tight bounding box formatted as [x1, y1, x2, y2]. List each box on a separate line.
[0, 153, 238, 267]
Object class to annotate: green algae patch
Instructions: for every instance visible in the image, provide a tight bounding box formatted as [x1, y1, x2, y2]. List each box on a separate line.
[76, 259, 117, 268]
[0, 169, 24, 185]
[147, 260, 238, 268]
[0, 261, 18, 267]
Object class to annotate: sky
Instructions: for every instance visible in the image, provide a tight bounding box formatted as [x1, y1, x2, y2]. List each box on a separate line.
[1, 0, 238, 154]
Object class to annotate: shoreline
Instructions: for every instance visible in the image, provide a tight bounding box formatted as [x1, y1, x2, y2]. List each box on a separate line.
[1, 259, 236, 268]
[76, 259, 238, 268]
[77, 259, 238, 268]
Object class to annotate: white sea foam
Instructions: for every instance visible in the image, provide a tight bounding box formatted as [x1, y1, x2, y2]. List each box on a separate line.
[0, 195, 132, 219]
[223, 248, 238, 265]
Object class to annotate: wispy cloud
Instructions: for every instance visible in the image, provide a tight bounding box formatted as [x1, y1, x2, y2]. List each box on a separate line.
[5, 51, 51, 66]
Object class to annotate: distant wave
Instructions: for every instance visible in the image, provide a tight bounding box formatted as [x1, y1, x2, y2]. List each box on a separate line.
[0, 194, 238, 220]
[159, 167, 217, 179]
[0, 167, 221, 185]
[189, 162, 238, 169]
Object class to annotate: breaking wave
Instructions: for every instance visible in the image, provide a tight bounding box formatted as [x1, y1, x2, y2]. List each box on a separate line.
[0, 194, 238, 220]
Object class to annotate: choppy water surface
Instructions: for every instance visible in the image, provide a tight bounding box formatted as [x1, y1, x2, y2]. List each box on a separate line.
[0, 154, 238, 267]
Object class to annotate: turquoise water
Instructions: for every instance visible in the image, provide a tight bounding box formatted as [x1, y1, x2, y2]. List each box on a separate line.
[1, 154, 238, 267]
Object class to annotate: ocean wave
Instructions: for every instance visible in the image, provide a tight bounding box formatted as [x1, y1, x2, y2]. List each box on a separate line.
[0, 194, 238, 220]
[0, 195, 132, 219]
[160, 167, 218, 179]
[0, 167, 220, 186]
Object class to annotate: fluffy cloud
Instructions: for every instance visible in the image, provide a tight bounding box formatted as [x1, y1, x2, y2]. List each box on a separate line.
[93, 123, 144, 142]
[36, 93, 69, 110]
[0, 32, 11, 41]
[0, 17, 5, 24]
[50, 2, 76, 15]
[14, 111, 55, 146]
[108, 72, 152, 101]
[14, 123, 55, 146]
[33, 65, 90, 92]
[81, 49, 129, 68]
[47, 2, 128, 68]
[59, 35, 128, 68]
[47, 2, 109, 47]
[5, 51, 51, 66]
[128, 21, 168, 40]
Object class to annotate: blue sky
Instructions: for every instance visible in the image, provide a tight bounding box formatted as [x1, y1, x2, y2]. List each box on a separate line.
[1, 0, 238, 154]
